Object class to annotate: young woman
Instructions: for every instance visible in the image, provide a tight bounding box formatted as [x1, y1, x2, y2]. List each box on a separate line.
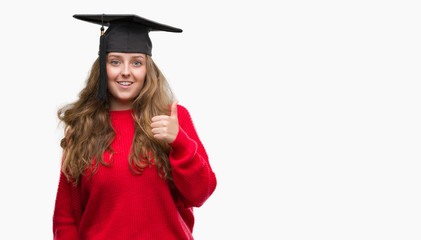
[53, 14, 217, 240]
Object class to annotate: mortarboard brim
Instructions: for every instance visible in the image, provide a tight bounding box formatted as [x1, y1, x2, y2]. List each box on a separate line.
[73, 14, 183, 33]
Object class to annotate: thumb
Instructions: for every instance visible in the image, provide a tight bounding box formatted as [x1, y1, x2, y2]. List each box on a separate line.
[170, 100, 178, 117]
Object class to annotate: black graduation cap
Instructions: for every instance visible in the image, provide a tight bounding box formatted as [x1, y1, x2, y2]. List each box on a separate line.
[73, 14, 182, 100]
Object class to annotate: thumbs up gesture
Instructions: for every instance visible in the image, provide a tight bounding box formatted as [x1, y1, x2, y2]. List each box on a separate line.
[151, 100, 179, 144]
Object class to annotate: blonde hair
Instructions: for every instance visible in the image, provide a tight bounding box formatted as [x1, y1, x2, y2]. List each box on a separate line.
[58, 56, 174, 185]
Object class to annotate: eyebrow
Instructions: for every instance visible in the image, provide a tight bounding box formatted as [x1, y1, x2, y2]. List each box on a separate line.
[131, 55, 145, 59]
[107, 54, 145, 59]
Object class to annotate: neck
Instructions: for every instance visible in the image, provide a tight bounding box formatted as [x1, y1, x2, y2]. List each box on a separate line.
[110, 98, 133, 111]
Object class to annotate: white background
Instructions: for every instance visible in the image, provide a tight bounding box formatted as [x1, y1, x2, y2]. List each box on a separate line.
[0, 0, 420, 239]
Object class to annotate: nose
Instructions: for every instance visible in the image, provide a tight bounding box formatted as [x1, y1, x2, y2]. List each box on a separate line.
[121, 63, 130, 77]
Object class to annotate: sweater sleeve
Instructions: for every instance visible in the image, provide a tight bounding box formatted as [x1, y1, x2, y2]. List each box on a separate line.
[52, 169, 81, 240]
[169, 105, 217, 208]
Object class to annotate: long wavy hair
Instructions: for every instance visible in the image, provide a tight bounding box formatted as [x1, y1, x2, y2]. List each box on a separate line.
[58, 55, 174, 185]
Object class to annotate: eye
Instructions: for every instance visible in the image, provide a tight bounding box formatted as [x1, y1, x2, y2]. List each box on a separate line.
[133, 61, 142, 66]
[110, 60, 120, 65]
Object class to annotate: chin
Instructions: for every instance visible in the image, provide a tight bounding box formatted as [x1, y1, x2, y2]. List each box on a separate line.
[119, 97, 136, 103]
[111, 94, 136, 103]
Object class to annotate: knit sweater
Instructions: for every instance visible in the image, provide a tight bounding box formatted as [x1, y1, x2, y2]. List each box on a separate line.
[53, 105, 217, 240]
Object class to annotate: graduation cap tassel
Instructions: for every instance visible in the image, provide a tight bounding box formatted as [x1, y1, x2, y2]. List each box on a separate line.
[97, 24, 107, 100]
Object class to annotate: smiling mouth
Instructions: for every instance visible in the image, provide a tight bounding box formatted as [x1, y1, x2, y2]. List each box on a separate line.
[117, 81, 133, 86]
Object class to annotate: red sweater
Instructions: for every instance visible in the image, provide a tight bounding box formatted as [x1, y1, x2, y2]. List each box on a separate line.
[53, 105, 216, 240]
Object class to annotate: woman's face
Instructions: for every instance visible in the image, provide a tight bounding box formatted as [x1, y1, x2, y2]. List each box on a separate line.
[106, 52, 147, 110]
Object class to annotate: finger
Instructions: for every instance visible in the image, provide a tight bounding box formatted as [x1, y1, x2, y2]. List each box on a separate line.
[151, 121, 163, 128]
[152, 133, 162, 140]
[152, 133, 167, 140]
[151, 128, 162, 135]
[151, 115, 169, 122]
[151, 125, 168, 133]
[170, 100, 178, 118]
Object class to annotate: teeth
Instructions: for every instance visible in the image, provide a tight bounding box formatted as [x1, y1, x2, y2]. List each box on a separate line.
[118, 82, 133, 86]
